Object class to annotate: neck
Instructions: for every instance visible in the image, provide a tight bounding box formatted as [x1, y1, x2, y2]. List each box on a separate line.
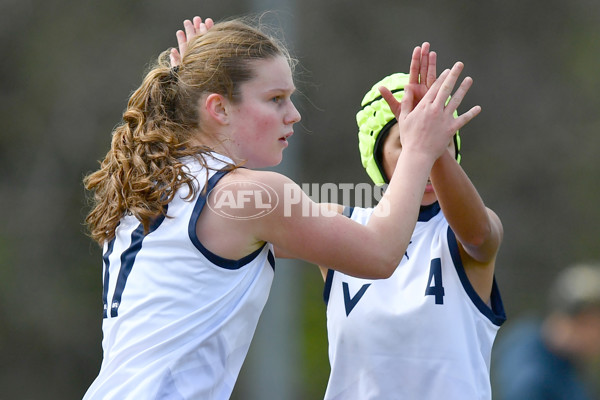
[189, 131, 240, 164]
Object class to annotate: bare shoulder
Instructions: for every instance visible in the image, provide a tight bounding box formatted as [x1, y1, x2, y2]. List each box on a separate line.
[208, 168, 300, 221]
[195, 168, 295, 260]
[218, 168, 295, 190]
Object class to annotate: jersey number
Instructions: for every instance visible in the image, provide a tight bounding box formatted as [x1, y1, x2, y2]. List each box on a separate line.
[425, 258, 445, 304]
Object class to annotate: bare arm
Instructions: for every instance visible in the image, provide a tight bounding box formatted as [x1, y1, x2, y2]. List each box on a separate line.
[216, 63, 479, 279]
[430, 151, 503, 302]
[389, 48, 500, 262]
[274, 202, 343, 261]
[404, 43, 502, 301]
[431, 152, 503, 263]
[251, 154, 434, 279]
[192, 41, 480, 279]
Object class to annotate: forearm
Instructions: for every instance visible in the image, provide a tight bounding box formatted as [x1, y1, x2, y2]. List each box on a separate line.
[430, 152, 501, 260]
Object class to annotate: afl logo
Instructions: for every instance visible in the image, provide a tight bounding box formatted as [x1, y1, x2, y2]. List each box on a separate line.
[207, 180, 279, 220]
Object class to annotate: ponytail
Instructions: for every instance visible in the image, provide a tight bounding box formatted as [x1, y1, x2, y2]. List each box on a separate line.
[84, 52, 224, 245]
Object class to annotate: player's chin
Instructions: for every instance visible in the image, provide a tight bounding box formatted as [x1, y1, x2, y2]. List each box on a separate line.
[421, 191, 437, 206]
[273, 145, 287, 163]
[261, 152, 285, 169]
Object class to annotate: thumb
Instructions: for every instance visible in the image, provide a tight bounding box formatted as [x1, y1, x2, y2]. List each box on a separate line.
[379, 86, 402, 119]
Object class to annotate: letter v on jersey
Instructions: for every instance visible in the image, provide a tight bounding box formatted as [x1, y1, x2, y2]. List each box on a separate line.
[342, 282, 371, 316]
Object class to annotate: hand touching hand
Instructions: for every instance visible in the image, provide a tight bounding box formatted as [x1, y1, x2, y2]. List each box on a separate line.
[382, 62, 480, 161]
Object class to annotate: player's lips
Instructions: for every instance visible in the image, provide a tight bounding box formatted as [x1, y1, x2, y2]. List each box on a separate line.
[424, 180, 434, 193]
[279, 132, 293, 142]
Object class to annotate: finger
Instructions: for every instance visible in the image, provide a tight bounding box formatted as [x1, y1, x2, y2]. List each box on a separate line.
[176, 30, 188, 59]
[170, 48, 181, 67]
[193, 16, 202, 32]
[184, 19, 195, 40]
[433, 62, 464, 108]
[421, 68, 450, 103]
[452, 105, 481, 131]
[444, 76, 473, 114]
[426, 51, 437, 88]
[198, 17, 214, 35]
[419, 42, 430, 84]
[379, 86, 403, 118]
[408, 46, 422, 85]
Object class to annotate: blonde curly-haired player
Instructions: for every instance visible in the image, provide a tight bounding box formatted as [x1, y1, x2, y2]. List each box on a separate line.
[82, 17, 481, 399]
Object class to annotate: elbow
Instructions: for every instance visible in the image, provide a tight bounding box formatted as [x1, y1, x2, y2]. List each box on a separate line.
[370, 256, 401, 279]
[461, 222, 503, 263]
[465, 209, 503, 250]
[372, 241, 410, 279]
[353, 235, 407, 279]
[463, 222, 493, 249]
[352, 258, 397, 280]
[378, 266, 396, 279]
[465, 231, 489, 249]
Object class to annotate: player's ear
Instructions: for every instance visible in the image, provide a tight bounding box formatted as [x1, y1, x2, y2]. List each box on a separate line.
[203, 93, 229, 125]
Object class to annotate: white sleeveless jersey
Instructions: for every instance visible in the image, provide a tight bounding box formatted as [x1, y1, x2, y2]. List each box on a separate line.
[83, 154, 275, 400]
[323, 204, 505, 400]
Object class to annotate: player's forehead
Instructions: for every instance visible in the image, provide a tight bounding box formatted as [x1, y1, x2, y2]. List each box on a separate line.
[242, 56, 296, 94]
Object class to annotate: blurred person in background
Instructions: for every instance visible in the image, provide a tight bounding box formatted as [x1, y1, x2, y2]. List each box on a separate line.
[493, 263, 600, 400]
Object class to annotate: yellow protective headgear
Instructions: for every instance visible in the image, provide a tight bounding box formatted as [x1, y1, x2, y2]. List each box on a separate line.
[357, 73, 461, 185]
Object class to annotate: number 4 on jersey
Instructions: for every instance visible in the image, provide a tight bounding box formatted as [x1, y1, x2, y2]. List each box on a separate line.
[425, 258, 445, 304]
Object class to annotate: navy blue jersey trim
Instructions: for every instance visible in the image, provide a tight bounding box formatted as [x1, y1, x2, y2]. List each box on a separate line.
[267, 249, 275, 270]
[447, 227, 507, 326]
[110, 211, 166, 318]
[323, 268, 335, 305]
[323, 207, 355, 305]
[102, 236, 117, 318]
[418, 202, 441, 222]
[188, 169, 267, 270]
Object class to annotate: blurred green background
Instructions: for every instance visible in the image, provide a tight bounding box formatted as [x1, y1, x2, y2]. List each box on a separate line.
[1, 0, 600, 398]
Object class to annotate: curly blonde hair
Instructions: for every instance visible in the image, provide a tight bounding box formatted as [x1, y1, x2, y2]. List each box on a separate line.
[84, 18, 292, 245]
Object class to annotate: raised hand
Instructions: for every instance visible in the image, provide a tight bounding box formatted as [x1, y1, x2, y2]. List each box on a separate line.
[408, 42, 437, 103]
[388, 62, 481, 160]
[377, 42, 437, 118]
[169, 16, 214, 67]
